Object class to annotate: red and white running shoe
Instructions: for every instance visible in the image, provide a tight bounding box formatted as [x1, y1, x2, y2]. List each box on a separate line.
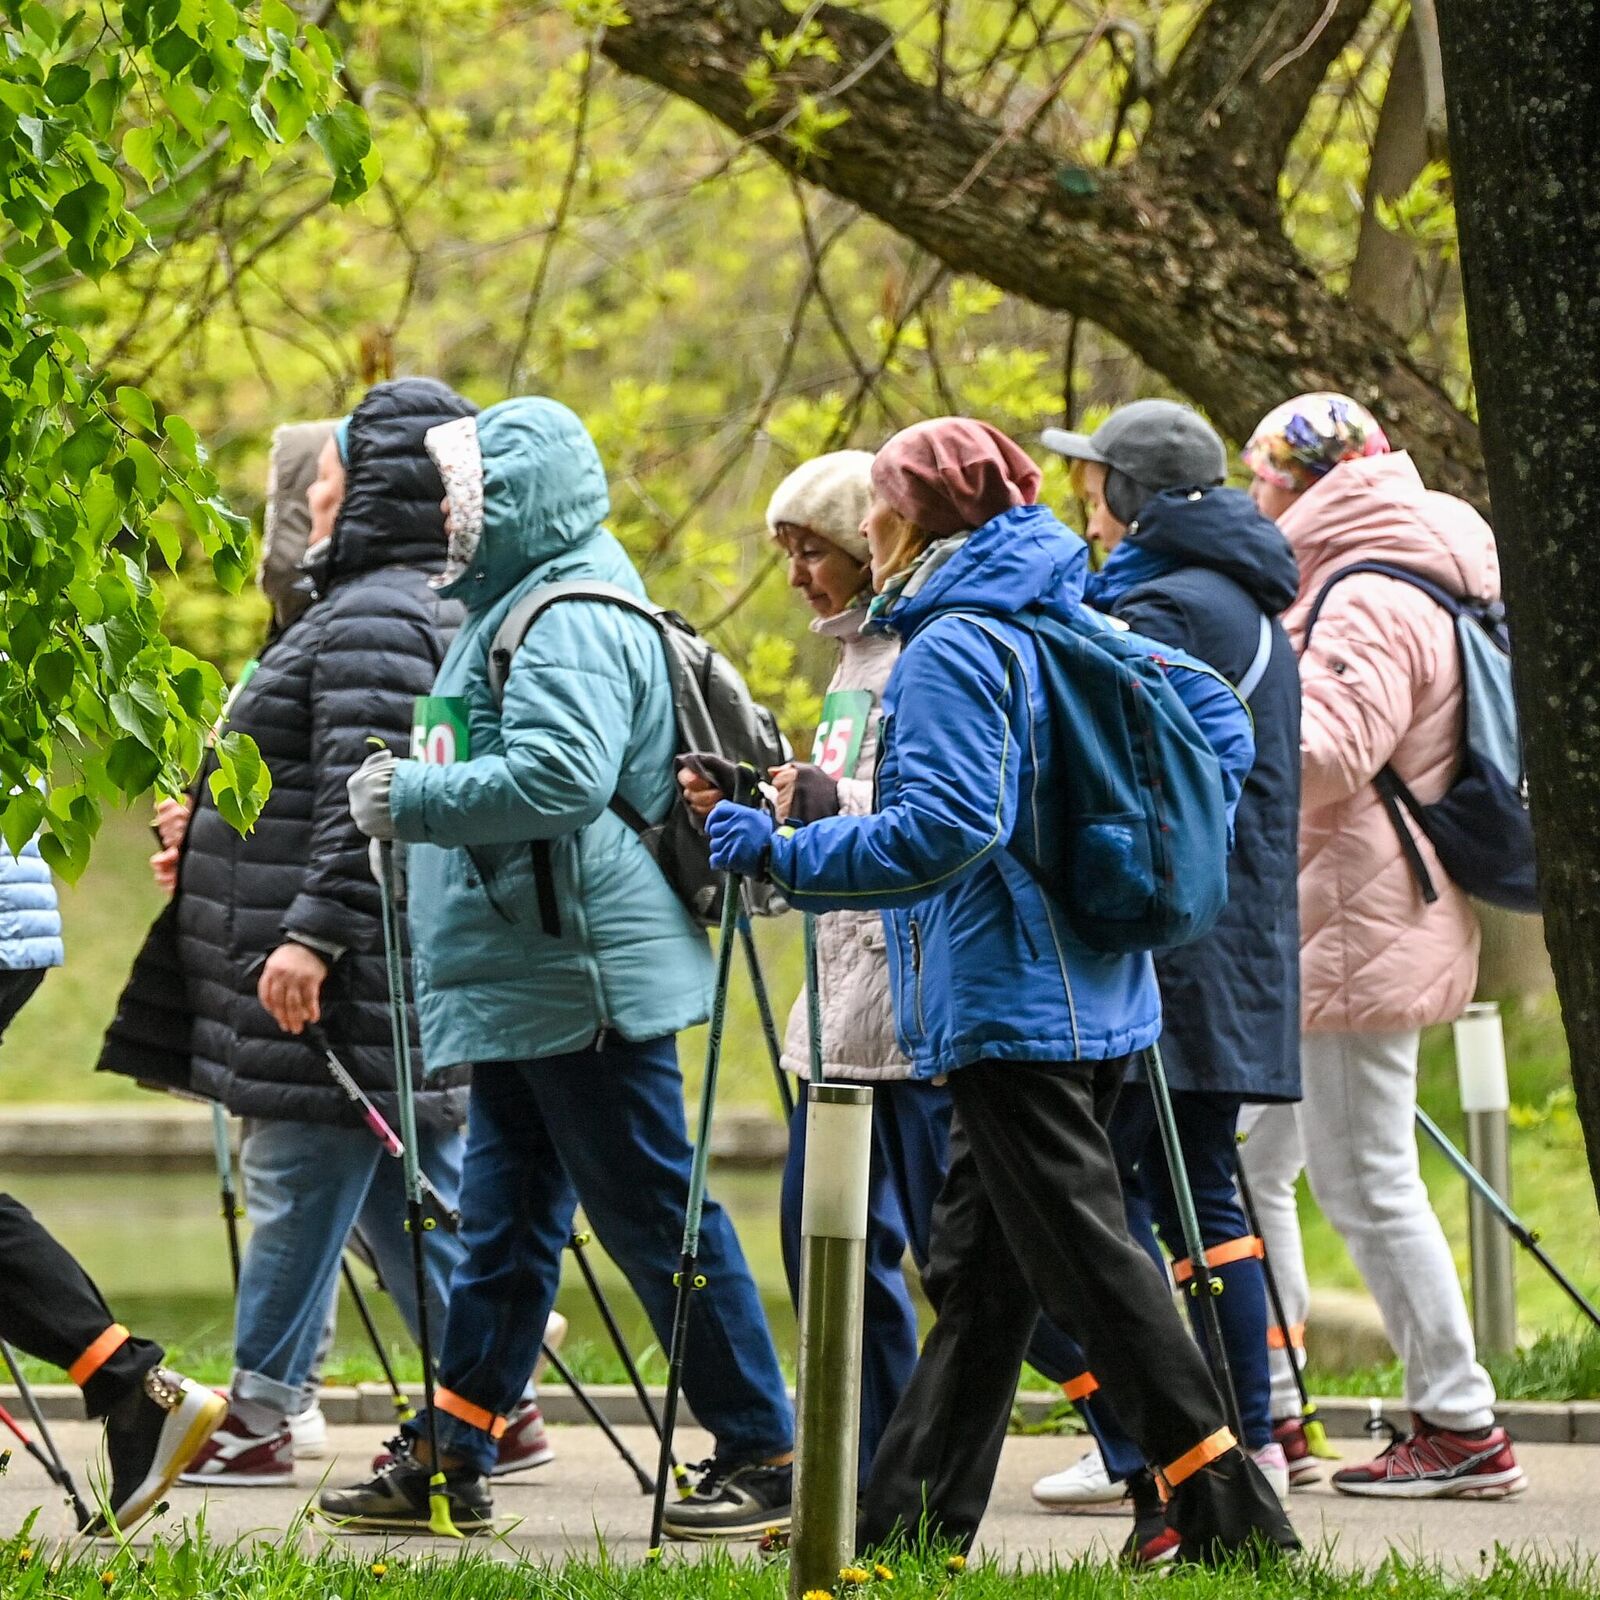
[1331, 1416, 1527, 1499]
[178, 1410, 294, 1487]
[1272, 1418, 1327, 1488]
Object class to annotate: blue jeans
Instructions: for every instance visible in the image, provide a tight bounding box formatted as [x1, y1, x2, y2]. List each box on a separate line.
[780, 1078, 950, 1488]
[234, 1118, 466, 1419]
[1065, 1087, 1274, 1464]
[412, 1034, 794, 1476]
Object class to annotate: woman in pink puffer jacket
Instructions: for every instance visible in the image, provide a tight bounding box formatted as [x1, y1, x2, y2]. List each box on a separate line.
[1237, 395, 1525, 1502]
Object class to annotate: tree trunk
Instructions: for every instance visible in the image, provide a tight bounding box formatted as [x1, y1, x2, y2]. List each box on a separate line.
[1474, 906, 1554, 1005]
[599, 0, 1486, 505]
[1434, 0, 1600, 1193]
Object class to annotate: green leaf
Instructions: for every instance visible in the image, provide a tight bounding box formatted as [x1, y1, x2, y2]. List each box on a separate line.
[115, 384, 158, 434]
[33, 648, 74, 706]
[122, 124, 162, 184]
[0, 789, 45, 858]
[162, 412, 204, 464]
[209, 730, 271, 833]
[309, 100, 372, 201]
[58, 419, 116, 480]
[82, 474, 123, 542]
[43, 63, 90, 104]
[109, 676, 168, 748]
[105, 734, 161, 794]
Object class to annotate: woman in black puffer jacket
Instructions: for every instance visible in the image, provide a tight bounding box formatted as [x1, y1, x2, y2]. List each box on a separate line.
[102, 379, 478, 1481]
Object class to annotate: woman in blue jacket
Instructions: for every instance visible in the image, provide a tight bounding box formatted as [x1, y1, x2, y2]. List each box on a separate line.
[706, 418, 1297, 1563]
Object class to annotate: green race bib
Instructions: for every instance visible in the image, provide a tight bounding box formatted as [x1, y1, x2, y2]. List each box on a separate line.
[811, 689, 873, 781]
[412, 696, 471, 766]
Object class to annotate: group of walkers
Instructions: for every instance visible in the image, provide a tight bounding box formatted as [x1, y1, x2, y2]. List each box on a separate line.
[0, 374, 1526, 1559]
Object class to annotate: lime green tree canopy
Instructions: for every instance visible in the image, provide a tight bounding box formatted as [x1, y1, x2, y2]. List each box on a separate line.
[0, 0, 372, 874]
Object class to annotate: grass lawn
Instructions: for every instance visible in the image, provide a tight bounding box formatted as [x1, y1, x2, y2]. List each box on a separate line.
[3, 1529, 1597, 1600]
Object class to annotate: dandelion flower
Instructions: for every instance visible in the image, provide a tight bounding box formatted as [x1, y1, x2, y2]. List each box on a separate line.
[874, 1564, 895, 1581]
[100, 1571, 116, 1591]
[841, 1565, 873, 1585]
[945, 1554, 967, 1574]
[803, 1591, 833, 1600]
[371, 1562, 389, 1579]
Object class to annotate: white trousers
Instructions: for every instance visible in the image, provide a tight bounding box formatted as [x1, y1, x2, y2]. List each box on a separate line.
[1239, 1029, 1496, 1431]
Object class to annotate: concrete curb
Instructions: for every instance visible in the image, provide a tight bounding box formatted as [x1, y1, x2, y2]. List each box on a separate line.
[6, 1384, 1592, 1442]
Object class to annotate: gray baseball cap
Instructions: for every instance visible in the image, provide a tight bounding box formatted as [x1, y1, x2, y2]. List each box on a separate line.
[1042, 399, 1227, 523]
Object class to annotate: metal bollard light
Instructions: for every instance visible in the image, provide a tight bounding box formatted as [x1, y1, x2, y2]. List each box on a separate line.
[1452, 1001, 1517, 1354]
[789, 1082, 873, 1600]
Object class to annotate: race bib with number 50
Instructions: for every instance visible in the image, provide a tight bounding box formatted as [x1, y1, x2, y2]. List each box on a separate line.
[811, 689, 874, 781]
[412, 696, 471, 766]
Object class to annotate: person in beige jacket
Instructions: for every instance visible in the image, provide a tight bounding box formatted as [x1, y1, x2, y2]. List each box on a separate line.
[1237, 394, 1524, 1501]
[682, 451, 954, 1485]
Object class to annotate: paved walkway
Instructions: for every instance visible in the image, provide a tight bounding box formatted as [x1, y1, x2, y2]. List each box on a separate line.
[1, 1423, 1589, 1571]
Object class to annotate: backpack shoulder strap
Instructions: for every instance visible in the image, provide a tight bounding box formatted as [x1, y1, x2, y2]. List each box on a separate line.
[1234, 612, 1274, 702]
[1303, 560, 1465, 646]
[488, 581, 667, 706]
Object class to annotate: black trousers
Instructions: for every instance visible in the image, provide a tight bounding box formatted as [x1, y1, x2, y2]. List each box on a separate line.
[0, 970, 163, 1416]
[859, 1056, 1229, 1550]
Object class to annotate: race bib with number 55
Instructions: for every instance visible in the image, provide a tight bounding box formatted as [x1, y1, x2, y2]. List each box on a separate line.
[412, 696, 471, 766]
[811, 689, 874, 781]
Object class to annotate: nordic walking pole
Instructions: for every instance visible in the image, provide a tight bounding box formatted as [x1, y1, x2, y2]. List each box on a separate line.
[1143, 1045, 1245, 1445]
[568, 1230, 689, 1494]
[1416, 1106, 1600, 1333]
[341, 1256, 415, 1424]
[303, 1021, 461, 1233]
[209, 1104, 244, 1289]
[375, 836, 460, 1539]
[0, 1340, 93, 1527]
[0, 1396, 89, 1522]
[647, 776, 754, 1558]
[1234, 1135, 1339, 1460]
[738, 901, 794, 1119]
[540, 1339, 655, 1495]
[803, 913, 823, 1088]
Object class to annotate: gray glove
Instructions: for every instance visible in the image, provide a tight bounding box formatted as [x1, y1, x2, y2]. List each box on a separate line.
[347, 749, 398, 840]
[368, 837, 406, 900]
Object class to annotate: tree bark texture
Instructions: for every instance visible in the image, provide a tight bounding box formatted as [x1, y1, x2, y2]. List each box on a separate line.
[600, 0, 1486, 505]
[1435, 0, 1600, 1192]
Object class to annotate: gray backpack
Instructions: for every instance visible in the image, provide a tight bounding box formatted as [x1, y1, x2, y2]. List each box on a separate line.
[488, 581, 788, 927]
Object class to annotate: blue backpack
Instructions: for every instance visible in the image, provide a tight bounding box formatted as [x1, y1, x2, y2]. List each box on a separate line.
[1304, 561, 1538, 914]
[1001, 609, 1246, 954]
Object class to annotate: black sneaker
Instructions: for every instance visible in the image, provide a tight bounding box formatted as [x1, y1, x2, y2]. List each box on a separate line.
[1119, 1469, 1180, 1567]
[90, 1367, 227, 1534]
[661, 1456, 793, 1542]
[317, 1437, 494, 1535]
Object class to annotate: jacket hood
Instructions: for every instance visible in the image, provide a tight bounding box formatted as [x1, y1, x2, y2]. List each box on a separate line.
[1279, 451, 1500, 605]
[884, 503, 1088, 637]
[259, 420, 337, 623]
[427, 396, 611, 610]
[1126, 486, 1300, 615]
[328, 378, 477, 587]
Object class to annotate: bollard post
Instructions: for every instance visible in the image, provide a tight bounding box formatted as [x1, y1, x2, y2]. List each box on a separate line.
[789, 1082, 872, 1600]
[1452, 1002, 1517, 1355]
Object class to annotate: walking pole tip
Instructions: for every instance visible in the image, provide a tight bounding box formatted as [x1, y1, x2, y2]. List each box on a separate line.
[426, 1477, 464, 1540]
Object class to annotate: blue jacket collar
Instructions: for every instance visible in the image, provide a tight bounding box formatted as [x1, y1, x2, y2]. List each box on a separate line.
[880, 504, 1089, 638]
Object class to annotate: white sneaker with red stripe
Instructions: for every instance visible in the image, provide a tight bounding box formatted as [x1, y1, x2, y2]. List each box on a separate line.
[177, 1410, 294, 1487]
[1331, 1416, 1527, 1499]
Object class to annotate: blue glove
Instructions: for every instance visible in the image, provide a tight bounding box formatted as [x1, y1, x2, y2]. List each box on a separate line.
[706, 801, 775, 876]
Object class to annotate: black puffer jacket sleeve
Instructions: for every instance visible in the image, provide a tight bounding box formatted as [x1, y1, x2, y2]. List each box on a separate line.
[281, 572, 445, 953]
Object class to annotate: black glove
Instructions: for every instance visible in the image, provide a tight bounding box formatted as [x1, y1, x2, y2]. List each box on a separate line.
[786, 762, 841, 824]
[677, 751, 740, 799]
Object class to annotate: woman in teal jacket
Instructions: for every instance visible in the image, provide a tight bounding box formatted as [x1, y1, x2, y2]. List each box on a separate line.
[327, 397, 794, 1542]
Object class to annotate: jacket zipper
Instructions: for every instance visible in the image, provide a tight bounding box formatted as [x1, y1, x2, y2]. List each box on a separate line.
[908, 915, 928, 1038]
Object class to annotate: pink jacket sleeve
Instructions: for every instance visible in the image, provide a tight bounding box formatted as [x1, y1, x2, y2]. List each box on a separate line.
[1299, 580, 1419, 810]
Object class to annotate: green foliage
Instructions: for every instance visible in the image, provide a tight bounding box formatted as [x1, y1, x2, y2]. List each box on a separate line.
[1376, 160, 1459, 258]
[0, 0, 373, 871]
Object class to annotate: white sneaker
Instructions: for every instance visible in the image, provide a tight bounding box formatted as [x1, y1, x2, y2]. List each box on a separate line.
[1031, 1445, 1129, 1511]
[289, 1402, 328, 1460]
[1252, 1441, 1292, 1504]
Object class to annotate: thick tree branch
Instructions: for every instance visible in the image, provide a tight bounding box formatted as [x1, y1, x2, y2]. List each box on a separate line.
[1144, 0, 1380, 205]
[599, 0, 1484, 504]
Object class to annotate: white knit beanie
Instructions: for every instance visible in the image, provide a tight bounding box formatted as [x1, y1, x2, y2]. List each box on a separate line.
[765, 450, 875, 562]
